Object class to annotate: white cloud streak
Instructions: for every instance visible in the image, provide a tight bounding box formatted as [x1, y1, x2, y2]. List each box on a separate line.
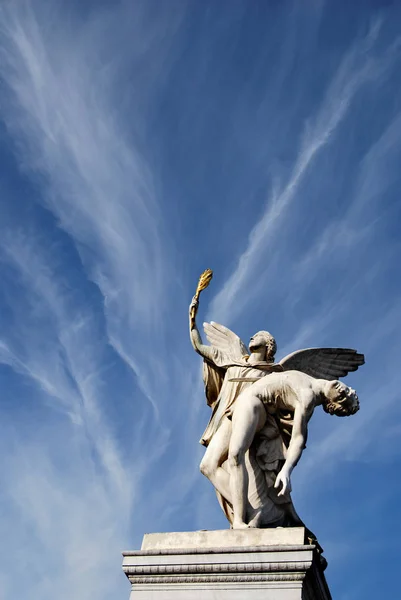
[0, 230, 139, 599]
[0, 4, 189, 598]
[0, 231, 132, 503]
[0, 4, 400, 600]
[0, 0, 180, 414]
[209, 18, 396, 324]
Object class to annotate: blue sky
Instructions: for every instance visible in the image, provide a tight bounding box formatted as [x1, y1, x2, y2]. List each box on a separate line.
[0, 1, 400, 598]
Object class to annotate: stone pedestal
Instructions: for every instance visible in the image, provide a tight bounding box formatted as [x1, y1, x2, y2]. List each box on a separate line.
[122, 527, 331, 599]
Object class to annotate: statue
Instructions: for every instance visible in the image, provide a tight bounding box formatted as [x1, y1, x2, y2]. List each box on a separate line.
[189, 270, 364, 534]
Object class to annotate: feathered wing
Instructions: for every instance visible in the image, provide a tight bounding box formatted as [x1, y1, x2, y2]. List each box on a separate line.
[203, 321, 249, 359]
[202, 321, 249, 408]
[279, 348, 365, 380]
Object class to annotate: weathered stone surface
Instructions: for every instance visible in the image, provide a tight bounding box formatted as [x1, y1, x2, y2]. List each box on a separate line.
[122, 528, 331, 600]
[140, 527, 306, 551]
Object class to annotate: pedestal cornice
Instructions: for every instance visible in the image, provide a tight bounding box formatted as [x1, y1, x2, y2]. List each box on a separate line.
[122, 528, 331, 599]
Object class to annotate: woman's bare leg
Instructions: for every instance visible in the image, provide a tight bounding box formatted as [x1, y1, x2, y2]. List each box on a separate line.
[228, 393, 266, 528]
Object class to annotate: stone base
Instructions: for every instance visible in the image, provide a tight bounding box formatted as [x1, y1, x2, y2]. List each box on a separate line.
[122, 528, 331, 599]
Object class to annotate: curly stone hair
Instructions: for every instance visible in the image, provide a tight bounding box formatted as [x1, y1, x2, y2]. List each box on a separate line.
[323, 382, 359, 417]
[254, 331, 277, 361]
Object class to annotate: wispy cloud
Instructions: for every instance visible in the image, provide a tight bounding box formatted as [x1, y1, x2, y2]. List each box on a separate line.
[0, 433, 131, 600]
[0, 229, 133, 499]
[209, 18, 398, 324]
[0, 3, 191, 598]
[0, 0, 182, 414]
[0, 227, 140, 599]
[0, 3, 400, 600]
[295, 107, 401, 284]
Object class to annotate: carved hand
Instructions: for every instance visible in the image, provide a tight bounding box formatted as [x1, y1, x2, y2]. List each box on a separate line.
[274, 468, 292, 497]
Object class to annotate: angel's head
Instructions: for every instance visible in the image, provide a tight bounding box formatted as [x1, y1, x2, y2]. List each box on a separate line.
[249, 331, 277, 361]
[322, 380, 359, 417]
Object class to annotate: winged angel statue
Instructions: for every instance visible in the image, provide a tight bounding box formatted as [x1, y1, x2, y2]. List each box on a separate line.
[189, 270, 364, 533]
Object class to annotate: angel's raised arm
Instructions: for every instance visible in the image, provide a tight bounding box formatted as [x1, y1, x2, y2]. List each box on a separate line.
[190, 325, 216, 362]
[189, 297, 216, 362]
[189, 301, 247, 366]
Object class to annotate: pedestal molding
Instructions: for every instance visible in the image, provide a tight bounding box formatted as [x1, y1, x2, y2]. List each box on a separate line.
[123, 543, 313, 557]
[127, 573, 306, 585]
[124, 560, 312, 576]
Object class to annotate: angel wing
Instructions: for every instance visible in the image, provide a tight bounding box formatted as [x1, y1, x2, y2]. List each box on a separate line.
[279, 348, 365, 380]
[203, 321, 249, 362]
[202, 321, 248, 408]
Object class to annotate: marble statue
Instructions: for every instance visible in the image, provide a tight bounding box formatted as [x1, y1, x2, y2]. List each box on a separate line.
[189, 270, 364, 532]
